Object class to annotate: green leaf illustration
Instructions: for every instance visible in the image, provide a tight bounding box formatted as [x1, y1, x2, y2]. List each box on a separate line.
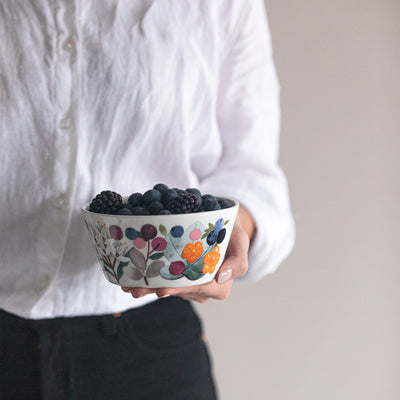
[201, 233, 208, 240]
[189, 257, 205, 274]
[159, 224, 167, 236]
[149, 252, 164, 260]
[208, 223, 215, 230]
[224, 220, 229, 225]
[116, 261, 129, 281]
[183, 268, 204, 281]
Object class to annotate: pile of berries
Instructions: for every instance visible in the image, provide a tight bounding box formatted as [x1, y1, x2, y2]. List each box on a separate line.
[88, 184, 235, 215]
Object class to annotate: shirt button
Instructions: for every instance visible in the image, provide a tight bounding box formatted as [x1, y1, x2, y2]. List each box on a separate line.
[62, 37, 75, 52]
[52, 194, 68, 209]
[59, 117, 73, 130]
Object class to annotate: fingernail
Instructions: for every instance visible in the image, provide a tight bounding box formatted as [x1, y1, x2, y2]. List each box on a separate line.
[159, 294, 171, 298]
[217, 269, 232, 284]
[121, 287, 131, 292]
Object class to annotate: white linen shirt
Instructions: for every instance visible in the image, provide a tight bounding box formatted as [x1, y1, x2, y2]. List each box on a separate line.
[0, 0, 295, 319]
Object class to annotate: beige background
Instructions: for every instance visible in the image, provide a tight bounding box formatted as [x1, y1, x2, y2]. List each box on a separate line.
[196, 0, 400, 399]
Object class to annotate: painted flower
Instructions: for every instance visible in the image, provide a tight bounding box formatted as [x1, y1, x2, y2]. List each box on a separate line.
[109, 241, 130, 262]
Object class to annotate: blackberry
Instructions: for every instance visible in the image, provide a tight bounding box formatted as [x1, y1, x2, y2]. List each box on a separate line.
[89, 190, 123, 214]
[172, 188, 186, 195]
[186, 188, 201, 197]
[167, 192, 201, 214]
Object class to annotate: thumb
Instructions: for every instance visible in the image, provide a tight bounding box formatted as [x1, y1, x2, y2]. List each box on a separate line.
[216, 254, 248, 284]
[215, 223, 250, 284]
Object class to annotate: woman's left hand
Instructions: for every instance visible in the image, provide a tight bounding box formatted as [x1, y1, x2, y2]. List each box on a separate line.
[121, 206, 254, 303]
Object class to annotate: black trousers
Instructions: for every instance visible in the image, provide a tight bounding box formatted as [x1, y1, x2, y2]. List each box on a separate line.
[0, 297, 217, 400]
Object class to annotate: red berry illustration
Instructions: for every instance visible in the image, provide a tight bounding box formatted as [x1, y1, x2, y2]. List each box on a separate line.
[140, 224, 157, 241]
[169, 261, 185, 276]
[151, 237, 167, 251]
[109, 225, 123, 240]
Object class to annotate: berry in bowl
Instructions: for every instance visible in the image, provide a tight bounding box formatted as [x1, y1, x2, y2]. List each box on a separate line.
[81, 184, 239, 288]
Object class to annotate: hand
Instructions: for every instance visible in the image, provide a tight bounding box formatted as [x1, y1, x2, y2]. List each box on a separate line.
[121, 206, 254, 303]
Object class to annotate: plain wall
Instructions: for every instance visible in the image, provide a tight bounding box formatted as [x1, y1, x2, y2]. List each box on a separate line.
[195, 0, 400, 399]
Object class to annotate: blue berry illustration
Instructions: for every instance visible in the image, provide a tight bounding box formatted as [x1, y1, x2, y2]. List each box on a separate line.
[171, 225, 184, 238]
[217, 228, 226, 244]
[125, 228, 138, 240]
[207, 230, 218, 245]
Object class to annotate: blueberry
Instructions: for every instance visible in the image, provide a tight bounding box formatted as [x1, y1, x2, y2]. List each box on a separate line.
[170, 225, 184, 238]
[128, 192, 143, 207]
[148, 201, 164, 215]
[218, 198, 234, 209]
[159, 210, 172, 215]
[207, 231, 217, 245]
[153, 183, 169, 193]
[116, 208, 133, 215]
[142, 189, 162, 204]
[203, 195, 220, 211]
[161, 189, 178, 205]
[120, 202, 133, 210]
[131, 206, 150, 215]
[125, 228, 138, 240]
[202, 194, 217, 202]
[217, 228, 226, 244]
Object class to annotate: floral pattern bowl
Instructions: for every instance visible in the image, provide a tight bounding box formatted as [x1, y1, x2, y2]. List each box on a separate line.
[81, 198, 239, 288]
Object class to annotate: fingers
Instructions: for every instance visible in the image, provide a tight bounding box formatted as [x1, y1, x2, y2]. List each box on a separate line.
[120, 217, 251, 303]
[215, 220, 249, 283]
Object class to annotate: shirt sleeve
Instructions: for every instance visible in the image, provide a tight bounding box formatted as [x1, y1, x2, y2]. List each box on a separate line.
[199, 0, 295, 281]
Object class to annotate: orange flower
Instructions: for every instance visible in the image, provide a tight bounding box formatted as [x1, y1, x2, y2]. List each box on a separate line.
[202, 246, 220, 274]
[181, 241, 203, 263]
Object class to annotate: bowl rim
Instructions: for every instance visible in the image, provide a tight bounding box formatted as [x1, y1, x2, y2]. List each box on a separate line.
[81, 196, 239, 218]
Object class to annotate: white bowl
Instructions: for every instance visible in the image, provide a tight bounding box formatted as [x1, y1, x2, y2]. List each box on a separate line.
[81, 198, 239, 288]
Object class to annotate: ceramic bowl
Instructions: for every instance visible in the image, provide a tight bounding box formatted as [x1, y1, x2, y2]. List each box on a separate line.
[81, 198, 239, 288]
